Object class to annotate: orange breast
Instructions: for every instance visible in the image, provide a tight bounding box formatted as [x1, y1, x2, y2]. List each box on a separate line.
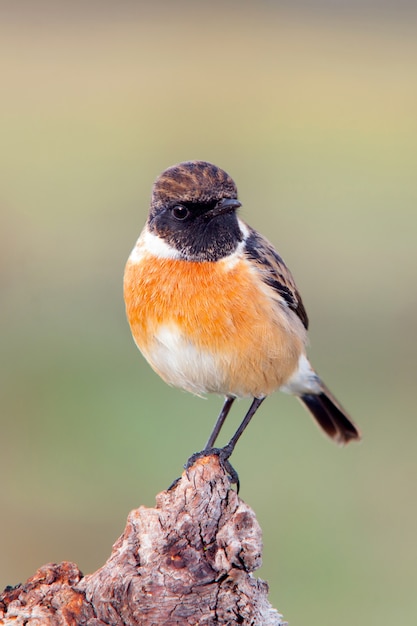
[123, 254, 305, 397]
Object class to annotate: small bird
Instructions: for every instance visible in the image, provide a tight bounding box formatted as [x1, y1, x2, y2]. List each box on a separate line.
[124, 161, 360, 470]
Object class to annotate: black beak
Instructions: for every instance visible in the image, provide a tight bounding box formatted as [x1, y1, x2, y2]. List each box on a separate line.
[205, 198, 242, 219]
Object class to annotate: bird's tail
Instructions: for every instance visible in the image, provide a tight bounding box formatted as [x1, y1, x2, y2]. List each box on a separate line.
[299, 383, 361, 445]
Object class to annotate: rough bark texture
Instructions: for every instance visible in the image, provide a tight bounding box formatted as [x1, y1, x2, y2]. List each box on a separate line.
[0, 454, 285, 625]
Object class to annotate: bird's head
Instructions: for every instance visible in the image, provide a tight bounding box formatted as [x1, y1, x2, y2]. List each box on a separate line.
[147, 161, 243, 261]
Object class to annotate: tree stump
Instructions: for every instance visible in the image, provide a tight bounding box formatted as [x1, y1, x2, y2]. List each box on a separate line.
[0, 454, 285, 625]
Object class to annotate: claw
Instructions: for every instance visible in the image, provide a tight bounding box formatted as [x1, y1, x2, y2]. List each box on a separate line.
[167, 476, 181, 491]
[184, 447, 240, 492]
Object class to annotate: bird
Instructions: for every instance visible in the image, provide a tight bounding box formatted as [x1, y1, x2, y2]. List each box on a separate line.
[123, 160, 360, 473]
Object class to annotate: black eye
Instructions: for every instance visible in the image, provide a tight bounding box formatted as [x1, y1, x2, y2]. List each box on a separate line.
[172, 205, 190, 220]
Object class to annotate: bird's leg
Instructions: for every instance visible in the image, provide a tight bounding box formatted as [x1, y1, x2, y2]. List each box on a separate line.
[185, 396, 264, 492]
[220, 397, 265, 460]
[204, 396, 235, 449]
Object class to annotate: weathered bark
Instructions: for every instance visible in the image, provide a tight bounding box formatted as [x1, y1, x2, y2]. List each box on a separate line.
[0, 454, 285, 625]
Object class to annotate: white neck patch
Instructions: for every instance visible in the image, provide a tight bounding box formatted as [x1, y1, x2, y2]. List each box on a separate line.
[128, 226, 181, 263]
[218, 219, 250, 269]
[129, 217, 250, 265]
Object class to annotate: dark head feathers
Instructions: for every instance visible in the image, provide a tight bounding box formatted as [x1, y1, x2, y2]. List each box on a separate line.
[151, 161, 238, 214]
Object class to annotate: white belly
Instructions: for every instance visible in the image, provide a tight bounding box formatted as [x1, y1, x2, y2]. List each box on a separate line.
[144, 324, 227, 396]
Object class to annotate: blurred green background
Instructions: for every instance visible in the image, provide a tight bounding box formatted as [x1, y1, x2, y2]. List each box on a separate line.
[1, 1, 416, 624]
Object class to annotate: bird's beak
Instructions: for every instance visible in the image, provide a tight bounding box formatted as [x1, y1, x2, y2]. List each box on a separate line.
[205, 198, 242, 219]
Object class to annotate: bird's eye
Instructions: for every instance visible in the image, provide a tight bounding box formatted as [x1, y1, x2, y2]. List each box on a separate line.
[172, 205, 190, 220]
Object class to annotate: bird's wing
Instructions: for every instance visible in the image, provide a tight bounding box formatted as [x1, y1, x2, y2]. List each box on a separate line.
[243, 226, 309, 329]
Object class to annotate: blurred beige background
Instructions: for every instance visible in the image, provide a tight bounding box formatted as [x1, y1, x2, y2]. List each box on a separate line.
[1, 1, 416, 624]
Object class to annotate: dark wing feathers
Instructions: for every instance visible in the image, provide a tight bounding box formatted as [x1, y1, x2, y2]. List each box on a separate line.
[244, 227, 309, 329]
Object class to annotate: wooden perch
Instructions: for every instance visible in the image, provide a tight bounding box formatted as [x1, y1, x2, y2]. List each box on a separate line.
[0, 454, 285, 625]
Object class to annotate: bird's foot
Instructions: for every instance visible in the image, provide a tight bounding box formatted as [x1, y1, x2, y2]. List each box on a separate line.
[167, 475, 182, 491]
[185, 445, 240, 492]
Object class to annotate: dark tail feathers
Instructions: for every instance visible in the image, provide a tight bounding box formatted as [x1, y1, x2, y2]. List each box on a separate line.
[299, 386, 361, 445]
